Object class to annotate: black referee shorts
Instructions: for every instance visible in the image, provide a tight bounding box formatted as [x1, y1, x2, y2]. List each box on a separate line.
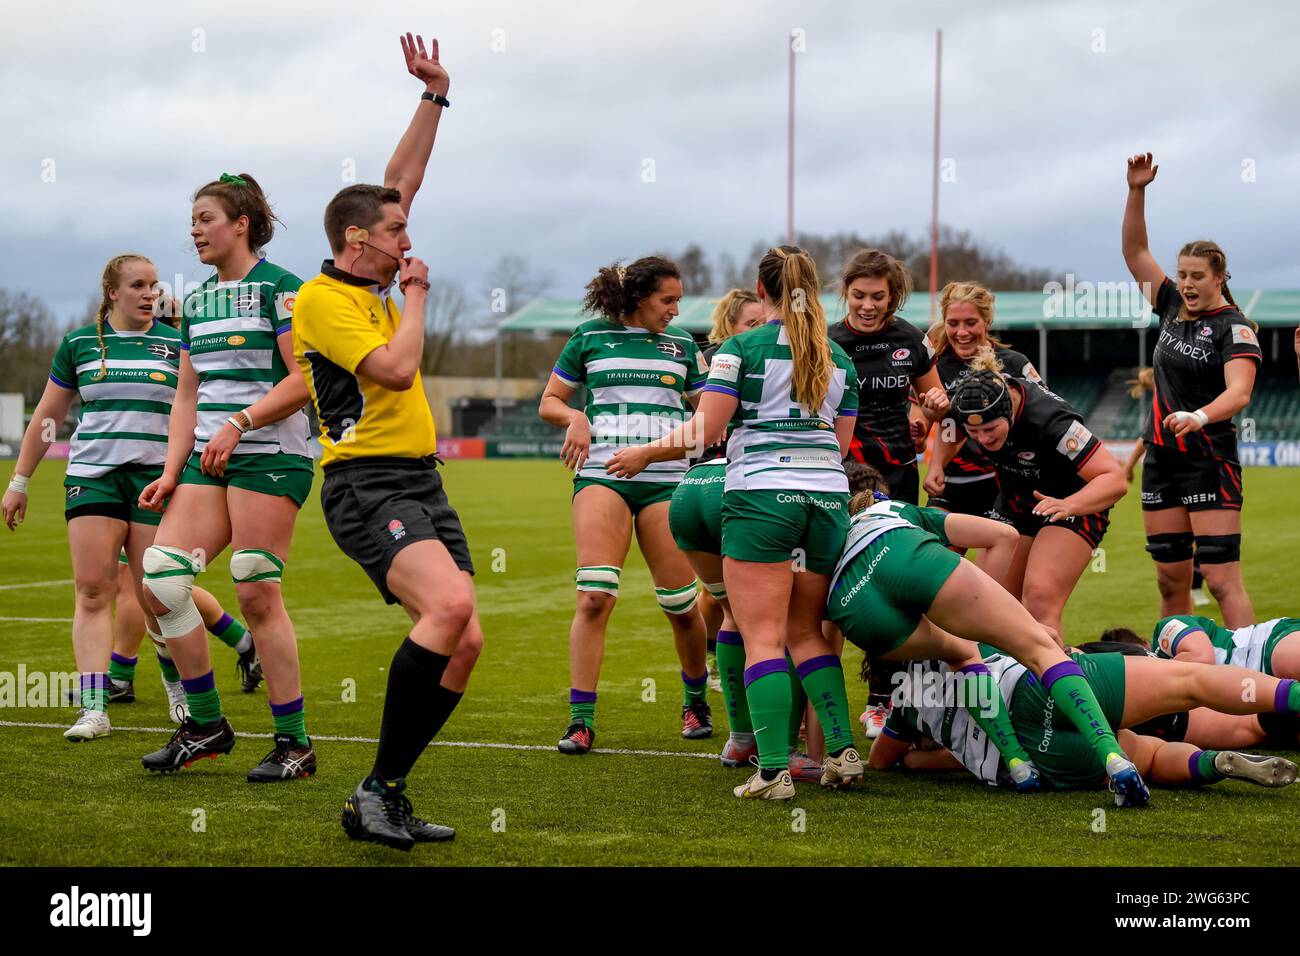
[321, 456, 474, 605]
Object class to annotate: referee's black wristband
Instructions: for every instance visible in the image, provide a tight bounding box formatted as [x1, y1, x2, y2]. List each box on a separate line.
[421, 90, 450, 109]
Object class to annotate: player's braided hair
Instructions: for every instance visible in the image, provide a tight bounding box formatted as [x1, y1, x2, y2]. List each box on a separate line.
[94, 254, 153, 381]
[582, 256, 681, 323]
[758, 244, 833, 413]
[193, 172, 281, 255]
[950, 346, 1012, 426]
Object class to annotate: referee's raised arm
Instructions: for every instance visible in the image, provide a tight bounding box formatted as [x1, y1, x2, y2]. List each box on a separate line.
[385, 32, 451, 216]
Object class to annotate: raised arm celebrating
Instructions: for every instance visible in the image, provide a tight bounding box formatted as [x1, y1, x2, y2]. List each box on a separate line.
[1122, 152, 1168, 302]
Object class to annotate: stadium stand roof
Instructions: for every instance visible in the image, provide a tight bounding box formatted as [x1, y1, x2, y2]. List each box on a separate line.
[500, 289, 1300, 335]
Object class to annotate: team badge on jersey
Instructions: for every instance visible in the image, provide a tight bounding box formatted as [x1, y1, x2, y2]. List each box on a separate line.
[1157, 619, 1186, 656]
[1198, 325, 1213, 338]
[710, 353, 741, 382]
[1231, 324, 1257, 345]
[387, 519, 406, 541]
[656, 340, 685, 359]
[1056, 420, 1093, 460]
[234, 291, 261, 314]
[275, 292, 297, 323]
[147, 342, 177, 361]
[891, 348, 911, 362]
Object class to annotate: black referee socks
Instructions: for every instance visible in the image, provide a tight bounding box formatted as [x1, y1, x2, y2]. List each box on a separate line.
[372, 637, 452, 783]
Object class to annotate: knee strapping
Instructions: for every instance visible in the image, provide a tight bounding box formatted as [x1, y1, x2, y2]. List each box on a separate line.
[147, 628, 170, 658]
[1194, 534, 1241, 565]
[230, 548, 285, 584]
[703, 580, 727, 602]
[1145, 531, 1194, 564]
[656, 581, 700, 615]
[142, 546, 203, 638]
[576, 565, 621, 597]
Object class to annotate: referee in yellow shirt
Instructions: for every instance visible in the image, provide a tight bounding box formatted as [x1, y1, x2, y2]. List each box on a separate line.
[293, 32, 482, 852]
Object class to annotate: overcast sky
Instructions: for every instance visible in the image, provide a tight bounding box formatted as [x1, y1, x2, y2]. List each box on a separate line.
[1, 0, 1297, 327]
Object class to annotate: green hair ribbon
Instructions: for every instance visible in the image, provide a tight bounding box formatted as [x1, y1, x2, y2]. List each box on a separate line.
[218, 172, 248, 186]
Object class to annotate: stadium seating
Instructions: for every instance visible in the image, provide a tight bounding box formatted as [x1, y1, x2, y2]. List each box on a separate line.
[1043, 373, 1107, 420]
[1108, 375, 1300, 440]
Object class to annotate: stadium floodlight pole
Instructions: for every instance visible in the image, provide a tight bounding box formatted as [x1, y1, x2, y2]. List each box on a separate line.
[930, 28, 942, 322]
[787, 33, 796, 246]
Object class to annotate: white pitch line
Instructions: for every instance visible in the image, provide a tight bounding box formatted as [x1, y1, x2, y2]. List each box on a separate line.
[0, 578, 73, 591]
[0, 616, 73, 623]
[0, 720, 718, 760]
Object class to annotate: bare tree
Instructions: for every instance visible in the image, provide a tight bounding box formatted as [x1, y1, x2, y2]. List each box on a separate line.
[483, 253, 555, 321]
[0, 289, 60, 404]
[422, 278, 469, 375]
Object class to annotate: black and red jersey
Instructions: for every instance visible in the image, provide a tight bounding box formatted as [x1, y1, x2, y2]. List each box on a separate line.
[1144, 279, 1262, 462]
[829, 318, 936, 470]
[979, 379, 1101, 516]
[935, 345, 1042, 479]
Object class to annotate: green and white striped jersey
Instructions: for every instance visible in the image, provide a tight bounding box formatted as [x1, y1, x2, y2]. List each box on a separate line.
[703, 322, 857, 493]
[1153, 615, 1299, 674]
[830, 499, 950, 593]
[181, 259, 309, 457]
[553, 319, 707, 484]
[884, 654, 1028, 787]
[49, 320, 182, 478]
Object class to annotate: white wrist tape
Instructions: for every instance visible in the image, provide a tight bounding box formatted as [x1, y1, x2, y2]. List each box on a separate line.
[1171, 409, 1209, 428]
[7, 474, 29, 494]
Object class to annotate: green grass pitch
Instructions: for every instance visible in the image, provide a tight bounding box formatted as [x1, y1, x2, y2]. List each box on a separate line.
[1, 460, 1295, 866]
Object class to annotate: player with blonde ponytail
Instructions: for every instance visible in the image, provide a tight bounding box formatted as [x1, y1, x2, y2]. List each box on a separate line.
[608, 245, 863, 800]
[3, 254, 184, 742]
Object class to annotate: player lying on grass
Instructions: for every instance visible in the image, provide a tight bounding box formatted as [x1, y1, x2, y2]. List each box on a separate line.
[868, 649, 1300, 797]
[1074, 635, 1300, 757]
[823, 488, 1151, 805]
[2, 254, 255, 740]
[607, 245, 864, 801]
[539, 255, 712, 753]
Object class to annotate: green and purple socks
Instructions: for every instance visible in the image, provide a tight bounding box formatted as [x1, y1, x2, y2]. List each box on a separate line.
[958, 662, 1034, 767]
[1040, 660, 1126, 769]
[108, 653, 137, 684]
[570, 689, 596, 729]
[271, 696, 309, 748]
[744, 658, 794, 771]
[79, 673, 108, 712]
[682, 671, 708, 707]
[715, 631, 751, 733]
[182, 670, 223, 726]
[1188, 749, 1224, 785]
[795, 655, 855, 755]
[209, 612, 252, 655]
